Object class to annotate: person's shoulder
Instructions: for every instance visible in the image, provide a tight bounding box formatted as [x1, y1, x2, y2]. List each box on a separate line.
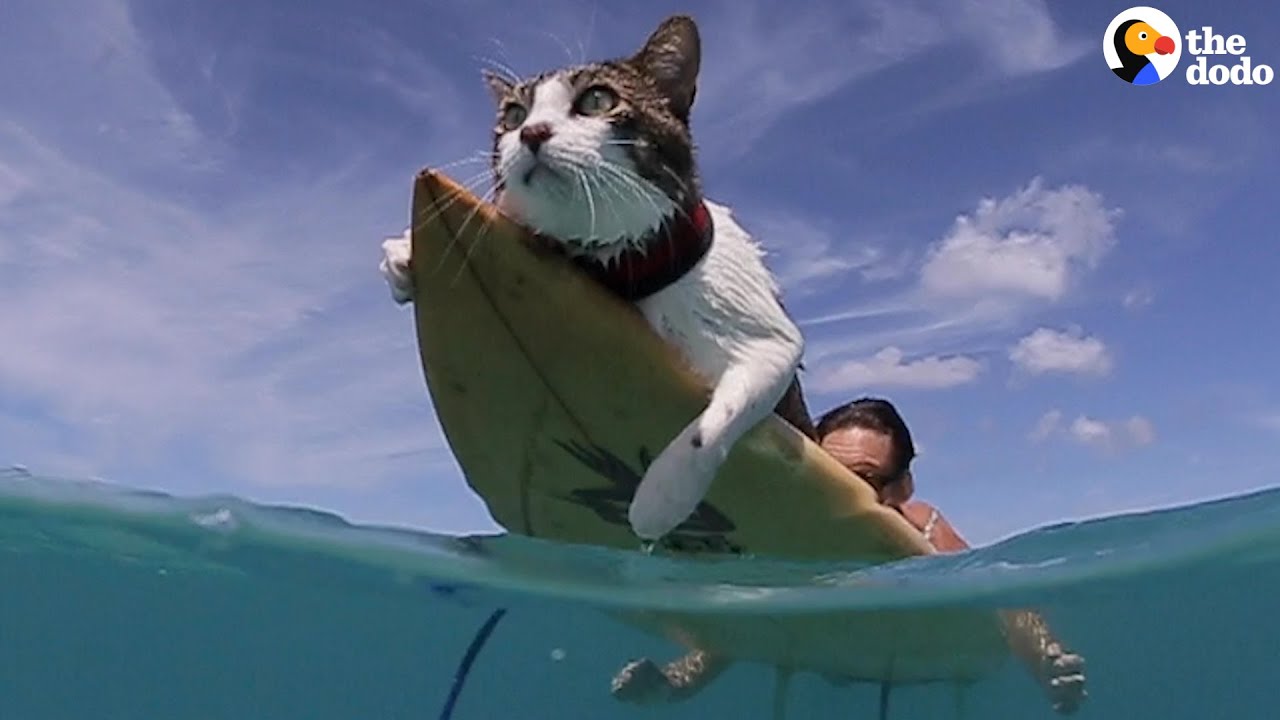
[903, 501, 970, 551]
[901, 500, 938, 529]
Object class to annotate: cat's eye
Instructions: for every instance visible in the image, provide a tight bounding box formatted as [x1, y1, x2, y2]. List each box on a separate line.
[500, 103, 527, 130]
[574, 86, 618, 116]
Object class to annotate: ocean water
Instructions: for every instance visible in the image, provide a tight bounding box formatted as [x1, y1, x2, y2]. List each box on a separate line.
[2, 467, 1278, 720]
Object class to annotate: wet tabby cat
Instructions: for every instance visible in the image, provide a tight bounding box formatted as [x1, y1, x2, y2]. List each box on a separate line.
[381, 14, 813, 541]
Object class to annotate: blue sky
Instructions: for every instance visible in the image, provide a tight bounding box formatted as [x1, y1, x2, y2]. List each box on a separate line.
[1, 0, 1277, 545]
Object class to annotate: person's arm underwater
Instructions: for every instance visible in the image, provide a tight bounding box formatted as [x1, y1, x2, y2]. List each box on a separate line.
[612, 502, 1086, 713]
[904, 502, 1087, 715]
[610, 648, 731, 704]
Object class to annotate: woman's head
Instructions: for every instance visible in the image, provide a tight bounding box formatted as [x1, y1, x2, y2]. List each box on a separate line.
[815, 397, 916, 505]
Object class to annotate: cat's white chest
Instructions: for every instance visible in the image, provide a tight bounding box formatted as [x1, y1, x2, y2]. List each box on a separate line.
[637, 285, 717, 377]
[635, 201, 797, 384]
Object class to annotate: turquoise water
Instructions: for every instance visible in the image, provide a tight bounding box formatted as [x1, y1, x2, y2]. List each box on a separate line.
[3, 467, 1278, 719]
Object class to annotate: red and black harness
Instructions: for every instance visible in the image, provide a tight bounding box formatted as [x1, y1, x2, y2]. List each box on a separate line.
[547, 200, 715, 302]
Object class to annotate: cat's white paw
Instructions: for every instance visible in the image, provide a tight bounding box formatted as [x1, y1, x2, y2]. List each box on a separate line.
[379, 230, 414, 305]
[628, 423, 724, 540]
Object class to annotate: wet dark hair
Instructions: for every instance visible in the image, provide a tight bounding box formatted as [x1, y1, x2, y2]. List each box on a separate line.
[815, 397, 916, 481]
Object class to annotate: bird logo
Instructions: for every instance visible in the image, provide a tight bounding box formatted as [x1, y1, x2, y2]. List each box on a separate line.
[1104, 7, 1182, 85]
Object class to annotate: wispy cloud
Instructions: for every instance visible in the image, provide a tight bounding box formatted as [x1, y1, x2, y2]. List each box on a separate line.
[1, 0, 216, 176]
[1029, 409, 1063, 443]
[947, 0, 1091, 77]
[1256, 413, 1280, 434]
[1009, 326, 1113, 378]
[757, 212, 910, 295]
[690, 0, 1085, 161]
[809, 346, 983, 393]
[350, 24, 469, 127]
[0, 121, 442, 491]
[1122, 286, 1155, 312]
[0, 2, 460, 499]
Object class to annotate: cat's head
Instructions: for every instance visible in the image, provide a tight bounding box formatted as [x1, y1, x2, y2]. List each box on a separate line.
[484, 15, 702, 256]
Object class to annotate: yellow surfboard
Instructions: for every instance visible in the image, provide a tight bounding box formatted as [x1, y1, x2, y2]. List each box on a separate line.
[407, 169, 1010, 682]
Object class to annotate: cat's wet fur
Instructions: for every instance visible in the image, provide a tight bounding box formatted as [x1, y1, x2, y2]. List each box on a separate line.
[380, 14, 815, 541]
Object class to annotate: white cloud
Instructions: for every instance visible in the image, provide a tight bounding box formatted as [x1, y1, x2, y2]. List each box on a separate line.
[1009, 327, 1113, 377]
[800, 179, 1122, 373]
[1123, 287, 1155, 311]
[1125, 416, 1157, 446]
[810, 347, 982, 393]
[919, 177, 1120, 302]
[1069, 416, 1112, 447]
[1067, 414, 1157, 451]
[1029, 409, 1062, 442]
[1030, 410, 1156, 450]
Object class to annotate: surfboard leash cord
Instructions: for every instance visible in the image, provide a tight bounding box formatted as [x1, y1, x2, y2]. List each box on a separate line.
[438, 608, 507, 720]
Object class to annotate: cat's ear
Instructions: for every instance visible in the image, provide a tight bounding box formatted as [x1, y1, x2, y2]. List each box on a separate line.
[481, 69, 516, 103]
[633, 15, 700, 120]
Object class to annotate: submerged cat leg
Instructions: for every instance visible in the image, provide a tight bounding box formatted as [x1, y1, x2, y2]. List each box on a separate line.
[628, 337, 801, 540]
[379, 228, 414, 304]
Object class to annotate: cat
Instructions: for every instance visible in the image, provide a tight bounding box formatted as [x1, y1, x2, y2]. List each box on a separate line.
[380, 14, 815, 542]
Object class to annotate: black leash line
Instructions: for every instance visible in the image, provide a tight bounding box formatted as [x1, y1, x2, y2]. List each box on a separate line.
[438, 608, 508, 720]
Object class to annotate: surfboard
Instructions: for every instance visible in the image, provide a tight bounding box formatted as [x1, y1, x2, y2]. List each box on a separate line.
[407, 169, 1011, 682]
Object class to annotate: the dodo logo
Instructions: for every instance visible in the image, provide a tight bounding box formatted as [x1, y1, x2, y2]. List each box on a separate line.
[1104, 7, 1181, 85]
[1105, 7, 1275, 86]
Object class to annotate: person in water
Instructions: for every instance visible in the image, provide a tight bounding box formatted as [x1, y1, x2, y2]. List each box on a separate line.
[611, 397, 1088, 714]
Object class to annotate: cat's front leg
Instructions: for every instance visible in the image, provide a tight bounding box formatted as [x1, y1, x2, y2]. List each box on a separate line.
[627, 336, 802, 541]
[379, 228, 415, 304]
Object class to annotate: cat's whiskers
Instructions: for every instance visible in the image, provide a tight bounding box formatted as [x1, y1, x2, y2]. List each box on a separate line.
[658, 165, 697, 214]
[452, 180, 498, 252]
[585, 166, 629, 237]
[479, 39, 522, 84]
[541, 31, 579, 66]
[414, 166, 497, 230]
[448, 185, 501, 288]
[571, 167, 600, 241]
[594, 160, 671, 230]
[475, 56, 520, 83]
[431, 151, 498, 175]
[579, 2, 597, 65]
[611, 162, 692, 224]
[413, 171, 495, 242]
[412, 167, 498, 275]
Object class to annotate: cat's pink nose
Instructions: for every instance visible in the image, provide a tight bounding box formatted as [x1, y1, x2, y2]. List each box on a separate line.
[520, 122, 553, 153]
